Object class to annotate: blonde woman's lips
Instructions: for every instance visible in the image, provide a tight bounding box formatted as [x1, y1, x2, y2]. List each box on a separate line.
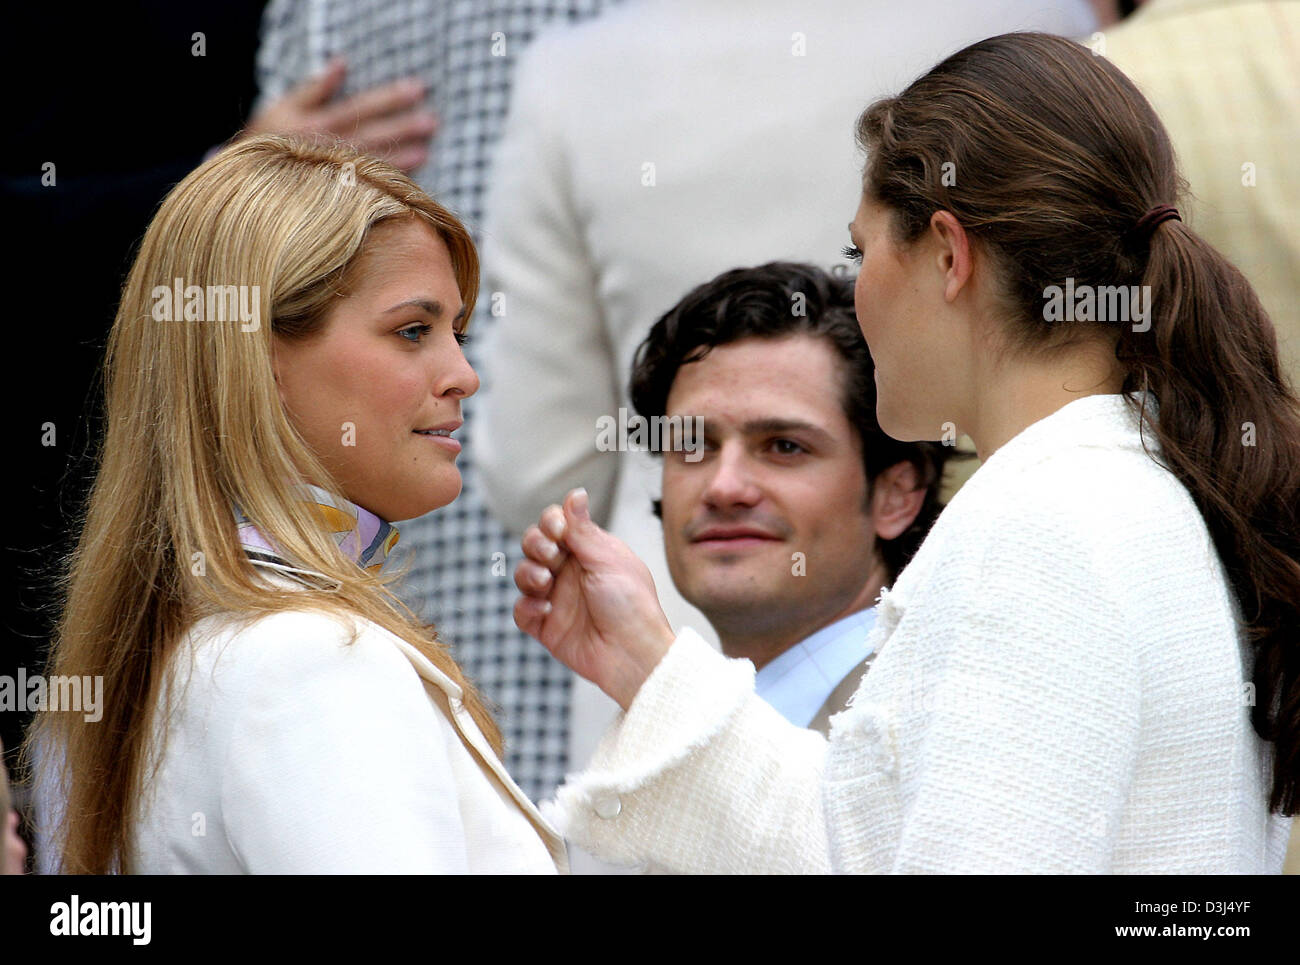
[413, 426, 462, 452]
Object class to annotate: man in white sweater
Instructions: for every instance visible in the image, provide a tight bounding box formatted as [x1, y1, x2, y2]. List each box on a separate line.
[629, 263, 957, 735]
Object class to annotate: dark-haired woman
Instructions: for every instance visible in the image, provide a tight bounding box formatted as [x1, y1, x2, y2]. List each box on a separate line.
[512, 32, 1298, 872]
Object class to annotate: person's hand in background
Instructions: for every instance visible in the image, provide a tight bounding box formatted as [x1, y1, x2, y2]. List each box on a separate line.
[242, 57, 438, 173]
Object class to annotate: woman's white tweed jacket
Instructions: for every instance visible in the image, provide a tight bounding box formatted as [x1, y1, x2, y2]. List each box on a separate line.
[545, 393, 1293, 873]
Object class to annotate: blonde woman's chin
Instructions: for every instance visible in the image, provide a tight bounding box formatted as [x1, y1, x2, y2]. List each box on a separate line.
[384, 473, 464, 522]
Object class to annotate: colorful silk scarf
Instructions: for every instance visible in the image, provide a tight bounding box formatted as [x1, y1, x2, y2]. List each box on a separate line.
[234, 484, 400, 575]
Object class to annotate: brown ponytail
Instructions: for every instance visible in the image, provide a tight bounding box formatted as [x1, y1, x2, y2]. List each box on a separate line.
[1118, 222, 1300, 815]
[857, 32, 1300, 814]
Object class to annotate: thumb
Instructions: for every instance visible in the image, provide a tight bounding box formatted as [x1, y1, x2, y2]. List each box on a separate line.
[558, 488, 611, 564]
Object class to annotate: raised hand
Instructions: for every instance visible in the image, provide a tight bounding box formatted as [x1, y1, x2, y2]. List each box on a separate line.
[514, 488, 676, 709]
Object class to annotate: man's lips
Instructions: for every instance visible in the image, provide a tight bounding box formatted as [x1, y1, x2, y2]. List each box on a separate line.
[690, 526, 783, 544]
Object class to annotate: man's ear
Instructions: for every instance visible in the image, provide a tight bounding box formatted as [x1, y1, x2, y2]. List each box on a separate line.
[870, 460, 925, 541]
[929, 209, 974, 305]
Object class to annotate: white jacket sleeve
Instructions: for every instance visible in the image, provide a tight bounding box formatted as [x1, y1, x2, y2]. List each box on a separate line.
[476, 40, 621, 534]
[547, 628, 832, 873]
[219, 615, 471, 873]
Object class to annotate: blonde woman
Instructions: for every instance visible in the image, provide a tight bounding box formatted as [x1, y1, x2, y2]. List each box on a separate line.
[27, 134, 565, 874]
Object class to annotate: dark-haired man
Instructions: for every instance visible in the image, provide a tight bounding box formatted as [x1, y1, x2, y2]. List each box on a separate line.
[631, 262, 960, 732]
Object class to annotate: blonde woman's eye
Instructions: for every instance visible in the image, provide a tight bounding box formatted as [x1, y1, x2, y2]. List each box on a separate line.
[399, 323, 433, 342]
[841, 244, 863, 264]
[454, 331, 469, 347]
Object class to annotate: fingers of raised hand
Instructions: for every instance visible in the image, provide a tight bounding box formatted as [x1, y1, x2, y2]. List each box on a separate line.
[539, 504, 567, 543]
[521, 521, 565, 573]
[513, 595, 552, 639]
[514, 558, 554, 596]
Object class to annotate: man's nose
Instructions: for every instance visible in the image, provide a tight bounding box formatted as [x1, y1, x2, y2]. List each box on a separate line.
[701, 443, 761, 509]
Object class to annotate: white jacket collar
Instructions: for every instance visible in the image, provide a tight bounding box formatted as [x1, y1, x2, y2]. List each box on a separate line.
[971, 391, 1157, 484]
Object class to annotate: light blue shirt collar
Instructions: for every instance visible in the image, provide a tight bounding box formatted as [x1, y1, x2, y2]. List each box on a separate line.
[753, 607, 878, 728]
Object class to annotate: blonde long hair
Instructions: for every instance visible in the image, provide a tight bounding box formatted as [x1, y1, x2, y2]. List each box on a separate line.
[26, 134, 502, 873]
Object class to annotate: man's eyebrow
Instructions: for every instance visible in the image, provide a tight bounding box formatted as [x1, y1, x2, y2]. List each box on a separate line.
[739, 418, 831, 440]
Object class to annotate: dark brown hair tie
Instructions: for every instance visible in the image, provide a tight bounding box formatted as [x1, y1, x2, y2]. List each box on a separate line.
[1130, 203, 1181, 244]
